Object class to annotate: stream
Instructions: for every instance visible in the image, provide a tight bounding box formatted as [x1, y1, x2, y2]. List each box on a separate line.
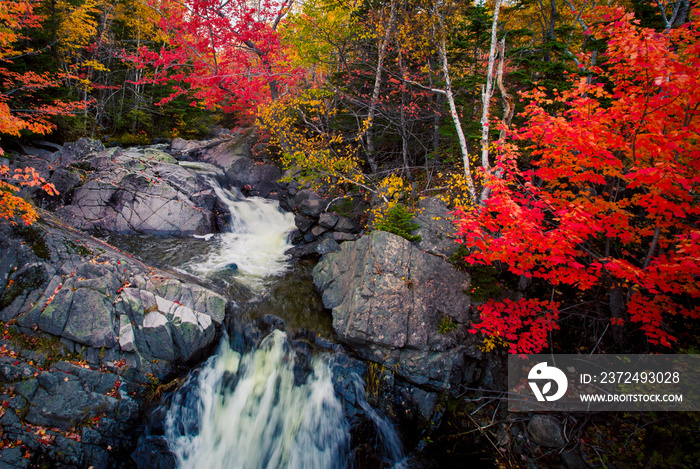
[107, 170, 406, 468]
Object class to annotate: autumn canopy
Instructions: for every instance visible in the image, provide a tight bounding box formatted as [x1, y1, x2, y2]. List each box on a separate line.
[0, 0, 698, 355]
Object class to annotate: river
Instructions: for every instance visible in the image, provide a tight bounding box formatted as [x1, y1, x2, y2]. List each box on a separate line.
[107, 170, 407, 468]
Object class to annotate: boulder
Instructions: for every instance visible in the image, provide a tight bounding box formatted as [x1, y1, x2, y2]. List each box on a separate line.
[55, 137, 106, 166]
[199, 139, 250, 170]
[412, 197, 461, 259]
[527, 415, 566, 448]
[170, 137, 206, 157]
[0, 215, 226, 379]
[318, 212, 339, 229]
[1, 352, 140, 467]
[313, 230, 475, 390]
[55, 146, 220, 235]
[294, 190, 327, 218]
[286, 237, 341, 259]
[334, 215, 359, 233]
[47, 167, 82, 203]
[295, 213, 315, 233]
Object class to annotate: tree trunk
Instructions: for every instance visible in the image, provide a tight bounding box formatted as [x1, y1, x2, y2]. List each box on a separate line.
[479, 0, 503, 174]
[479, 37, 511, 205]
[398, 50, 412, 180]
[435, 5, 476, 204]
[365, 0, 397, 173]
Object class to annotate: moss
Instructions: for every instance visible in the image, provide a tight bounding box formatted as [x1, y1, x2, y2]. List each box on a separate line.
[0, 322, 68, 368]
[449, 247, 502, 302]
[65, 240, 93, 258]
[12, 224, 50, 260]
[69, 161, 95, 172]
[0, 265, 49, 310]
[467, 265, 502, 302]
[329, 198, 354, 217]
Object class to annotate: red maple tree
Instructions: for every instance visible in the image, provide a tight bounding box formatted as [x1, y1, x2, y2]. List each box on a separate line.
[132, 0, 301, 117]
[0, 0, 86, 224]
[456, 8, 700, 353]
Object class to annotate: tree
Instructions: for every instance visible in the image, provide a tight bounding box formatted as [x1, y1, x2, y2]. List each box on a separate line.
[455, 7, 700, 353]
[0, 0, 71, 224]
[133, 0, 300, 118]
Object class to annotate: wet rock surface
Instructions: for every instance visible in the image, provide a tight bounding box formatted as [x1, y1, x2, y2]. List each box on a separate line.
[2, 135, 504, 468]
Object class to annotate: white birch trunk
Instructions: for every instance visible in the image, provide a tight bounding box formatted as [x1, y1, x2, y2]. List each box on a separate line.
[479, 0, 503, 173]
[436, 8, 477, 204]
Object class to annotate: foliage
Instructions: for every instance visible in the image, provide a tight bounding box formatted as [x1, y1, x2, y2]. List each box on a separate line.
[113, 131, 151, 147]
[469, 298, 560, 354]
[258, 91, 365, 184]
[579, 412, 700, 468]
[437, 315, 458, 334]
[0, 166, 57, 225]
[374, 203, 421, 242]
[0, 0, 87, 141]
[465, 264, 502, 302]
[131, 0, 301, 118]
[456, 8, 700, 353]
[0, 0, 70, 224]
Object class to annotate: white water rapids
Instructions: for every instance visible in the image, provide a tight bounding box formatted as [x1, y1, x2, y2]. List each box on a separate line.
[164, 331, 350, 469]
[182, 163, 296, 288]
[161, 163, 405, 468]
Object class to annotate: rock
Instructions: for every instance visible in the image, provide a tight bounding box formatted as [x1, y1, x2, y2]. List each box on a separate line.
[142, 311, 176, 362]
[9, 154, 52, 182]
[55, 147, 221, 236]
[294, 190, 327, 218]
[311, 225, 329, 237]
[199, 139, 249, 170]
[47, 167, 82, 202]
[61, 287, 118, 348]
[25, 373, 117, 430]
[318, 212, 339, 229]
[2, 213, 225, 378]
[316, 237, 341, 255]
[313, 230, 474, 390]
[170, 137, 208, 157]
[0, 209, 230, 467]
[413, 197, 460, 259]
[527, 415, 566, 448]
[294, 214, 315, 233]
[334, 216, 359, 233]
[131, 435, 177, 469]
[0, 447, 28, 469]
[178, 138, 284, 197]
[56, 138, 106, 166]
[561, 450, 591, 469]
[333, 232, 359, 242]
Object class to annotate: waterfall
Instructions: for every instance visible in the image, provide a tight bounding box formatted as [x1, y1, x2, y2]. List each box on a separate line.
[164, 331, 350, 469]
[183, 164, 296, 287]
[352, 376, 405, 464]
[158, 163, 407, 469]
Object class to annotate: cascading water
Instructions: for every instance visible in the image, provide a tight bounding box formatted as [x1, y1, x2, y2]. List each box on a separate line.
[164, 331, 350, 469]
[181, 162, 297, 287]
[153, 162, 405, 468]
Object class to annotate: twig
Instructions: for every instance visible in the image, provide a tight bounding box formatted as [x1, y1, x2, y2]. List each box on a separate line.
[590, 323, 609, 355]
